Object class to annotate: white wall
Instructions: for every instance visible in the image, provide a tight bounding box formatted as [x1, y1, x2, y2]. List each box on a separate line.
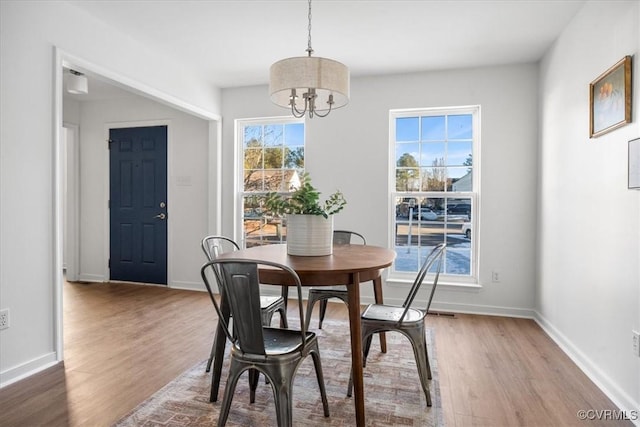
[537, 0, 640, 414]
[65, 96, 210, 289]
[0, 1, 220, 385]
[222, 63, 540, 316]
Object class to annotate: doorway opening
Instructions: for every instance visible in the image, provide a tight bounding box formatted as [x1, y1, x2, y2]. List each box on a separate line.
[55, 48, 221, 361]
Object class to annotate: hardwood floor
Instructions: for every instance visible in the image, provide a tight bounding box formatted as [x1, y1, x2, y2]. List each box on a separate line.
[0, 281, 630, 426]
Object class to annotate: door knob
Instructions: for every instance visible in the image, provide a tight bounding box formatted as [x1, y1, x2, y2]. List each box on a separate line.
[154, 213, 166, 220]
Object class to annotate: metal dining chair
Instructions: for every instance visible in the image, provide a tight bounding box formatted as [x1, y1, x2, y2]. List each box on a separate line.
[347, 243, 446, 406]
[201, 236, 288, 372]
[304, 230, 366, 330]
[201, 258, 330, 427]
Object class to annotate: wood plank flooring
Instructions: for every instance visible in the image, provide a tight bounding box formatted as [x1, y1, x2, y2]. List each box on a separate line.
[0, 281, 630, 426]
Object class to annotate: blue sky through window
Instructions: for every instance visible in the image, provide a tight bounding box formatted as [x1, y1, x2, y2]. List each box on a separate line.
[284, 123, 304, 146]
[421, 116, 445, 140]
[396, 117, 419, 141]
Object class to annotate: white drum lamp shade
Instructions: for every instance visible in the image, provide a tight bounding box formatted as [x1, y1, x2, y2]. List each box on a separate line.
[270, 56, 350, 114]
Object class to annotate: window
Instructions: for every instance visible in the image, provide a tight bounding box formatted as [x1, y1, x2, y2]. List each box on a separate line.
[236, 117, 305, 247]
[390, 106, 479, 282]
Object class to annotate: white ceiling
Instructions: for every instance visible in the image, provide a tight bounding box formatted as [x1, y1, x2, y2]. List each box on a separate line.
[65, 0, 585, 98]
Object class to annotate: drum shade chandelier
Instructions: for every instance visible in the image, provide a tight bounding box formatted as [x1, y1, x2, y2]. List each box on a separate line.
[269, 0, 350, 118]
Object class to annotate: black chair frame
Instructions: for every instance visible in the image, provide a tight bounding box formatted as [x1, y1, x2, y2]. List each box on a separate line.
[201, 236, 287, 373]
[201, 258, 330, 426]
[347, 243, 447, 406]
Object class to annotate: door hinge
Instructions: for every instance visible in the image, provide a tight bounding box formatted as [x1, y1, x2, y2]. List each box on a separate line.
[108, 199, 111, 209]
[107, 139, 114, 149]
[108, 259, 111, 268]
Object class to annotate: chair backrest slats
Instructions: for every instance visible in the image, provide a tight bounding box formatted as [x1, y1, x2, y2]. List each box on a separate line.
[221, 263, 266, 355]
[202, 236, 240, 261]
[201, 258, 307, 355]
[201, 236, 241, 296]
[333, 230, 366, 245]
[399, 243, 446, 323]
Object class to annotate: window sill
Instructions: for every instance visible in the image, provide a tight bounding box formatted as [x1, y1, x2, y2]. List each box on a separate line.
[385, 276, 482, 291]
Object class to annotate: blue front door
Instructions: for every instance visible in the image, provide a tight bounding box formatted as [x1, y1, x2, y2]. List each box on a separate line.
[109, 126, 168, 284]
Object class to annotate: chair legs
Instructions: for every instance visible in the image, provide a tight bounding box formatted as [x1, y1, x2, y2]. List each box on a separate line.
[305, 289, 386, 353]
[305, 290, 348, 330]
[309, 346, 331, 417]
[318, 300, 328, 329]
[424, 335, 432, 380]
[262, 306, 288, 329]
[217, 361, 298, 427]
[248, 368, 260, 403]
[347, 324, 433, 406]
[277, 306, 288, 328]
[273, 379, 295, 427]
[217, 359, 243, 426]
[404, 326, 432, 406]
[205, 336, 217, 373]
[304, 296, 314, 332]
[216, 343, 330, 427]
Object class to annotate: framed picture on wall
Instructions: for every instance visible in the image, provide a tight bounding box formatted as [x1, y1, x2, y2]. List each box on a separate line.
[589, 55, 632, 138]
[629, 138, 640, 189]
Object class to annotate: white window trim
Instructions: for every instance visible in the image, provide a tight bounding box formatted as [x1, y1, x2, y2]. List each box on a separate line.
[388, 105, 481, 286]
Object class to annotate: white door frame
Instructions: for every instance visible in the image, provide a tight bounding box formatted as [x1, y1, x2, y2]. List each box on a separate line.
[62, 123, 80, 282]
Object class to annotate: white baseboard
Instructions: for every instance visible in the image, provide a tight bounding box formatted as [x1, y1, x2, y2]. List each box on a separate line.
[0, 352, 59, 388]
[534, 311, 640, 426]
[371, 297, 537, 319]
[77, 273, 105, 282]
[429, 301, 536, 318]
[169, 281, 205, 292]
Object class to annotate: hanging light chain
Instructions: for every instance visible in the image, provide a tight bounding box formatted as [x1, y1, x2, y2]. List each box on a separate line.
[275, 0, 345, 119]
[306, 0, 313, 56]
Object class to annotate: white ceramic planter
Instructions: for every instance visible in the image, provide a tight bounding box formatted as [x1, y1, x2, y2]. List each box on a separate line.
[286, 214, 334, 256]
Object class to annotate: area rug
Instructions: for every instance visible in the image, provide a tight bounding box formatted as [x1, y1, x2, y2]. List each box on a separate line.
[114, 319, 443, 426]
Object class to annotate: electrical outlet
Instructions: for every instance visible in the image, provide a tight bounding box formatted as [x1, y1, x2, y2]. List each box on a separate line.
[492, 270, 500, 283]
[633, 330, 640, 357]
[0, 309, 9, 330]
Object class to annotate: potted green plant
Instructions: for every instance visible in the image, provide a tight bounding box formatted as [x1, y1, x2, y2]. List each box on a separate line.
[264, 172, 346, 256]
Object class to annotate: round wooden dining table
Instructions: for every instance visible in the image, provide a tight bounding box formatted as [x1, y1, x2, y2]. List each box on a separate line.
[214, 243, 396, 427]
